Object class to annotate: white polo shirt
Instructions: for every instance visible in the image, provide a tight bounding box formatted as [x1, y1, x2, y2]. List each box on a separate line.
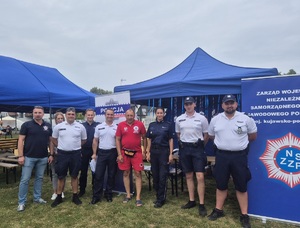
[94, 122, 118, 150]
[208, 111, 257, 151]
[53, 121, 87, 151]
[175, 111, 208, 142]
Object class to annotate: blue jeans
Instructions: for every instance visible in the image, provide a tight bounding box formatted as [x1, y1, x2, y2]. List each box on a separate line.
[18, 156, 48, 205]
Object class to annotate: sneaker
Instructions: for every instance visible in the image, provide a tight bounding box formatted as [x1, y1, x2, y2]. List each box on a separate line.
[51, 193, 57, 200]
[198, 204, 207, 216]
[72, 194, 82, 205]
[208, 208, 225, 221]
[240, 214, 251, 228]
[62, 192, 65, 198]
[181, 200, 196, 209]
[34, 198, 47, 204]
[17, 204, 25, 212]
[51, 195, 63, 207]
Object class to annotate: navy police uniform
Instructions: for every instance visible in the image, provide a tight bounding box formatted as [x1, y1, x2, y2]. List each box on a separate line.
[80, 121, 99, 193]
[146, 120, 174, 204]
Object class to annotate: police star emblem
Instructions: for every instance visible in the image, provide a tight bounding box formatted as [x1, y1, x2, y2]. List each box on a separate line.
[260, 132, 300, 188]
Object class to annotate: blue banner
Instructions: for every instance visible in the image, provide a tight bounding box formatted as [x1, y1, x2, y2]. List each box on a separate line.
[242, 75, 300, 223]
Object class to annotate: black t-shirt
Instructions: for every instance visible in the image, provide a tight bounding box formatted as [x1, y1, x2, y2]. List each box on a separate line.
[20, 119, 52, 158]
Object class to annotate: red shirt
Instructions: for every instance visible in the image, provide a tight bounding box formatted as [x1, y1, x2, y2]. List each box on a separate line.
[116, 120, 146, 152]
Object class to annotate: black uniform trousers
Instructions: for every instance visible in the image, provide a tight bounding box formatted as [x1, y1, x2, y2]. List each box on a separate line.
[93, 148, 118, 200]
[79, 147, 94, 192]
[151, 147, 170, 204]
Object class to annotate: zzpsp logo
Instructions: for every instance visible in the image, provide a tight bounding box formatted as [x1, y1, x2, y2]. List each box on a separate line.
[260, 132, 300, 188]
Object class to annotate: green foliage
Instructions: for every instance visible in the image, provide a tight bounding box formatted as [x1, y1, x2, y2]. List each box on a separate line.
[285, 69, 297, 75]
[90, 87, 112, 95]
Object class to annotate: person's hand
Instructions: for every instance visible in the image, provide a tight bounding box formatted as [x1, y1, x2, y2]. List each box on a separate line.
[48, 155, 54, 164]
[168, 154, 173, 164]
[91, 154, 97, 160]
[142, 152, 146, 161]
[18, 156, 25, 166]
[146, 153, 150, 162]
[117, 154, 123, 163]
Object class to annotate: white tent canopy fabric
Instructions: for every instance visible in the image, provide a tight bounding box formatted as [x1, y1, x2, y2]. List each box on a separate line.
[1, 115, 24, 129]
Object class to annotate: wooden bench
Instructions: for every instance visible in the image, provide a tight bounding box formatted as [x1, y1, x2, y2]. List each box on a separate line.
[0, 162, 19, 184]
[0, 138, 18, 153]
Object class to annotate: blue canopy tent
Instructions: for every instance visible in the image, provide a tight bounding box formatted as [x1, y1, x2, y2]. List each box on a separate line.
[114, 47, 278, 120]
[0, 55, 95, 113]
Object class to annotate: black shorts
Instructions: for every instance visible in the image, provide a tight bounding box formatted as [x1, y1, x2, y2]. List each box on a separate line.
[179, 145, 207, 173]
[55, 149, 82, 179]
[213, 150, 251, 192]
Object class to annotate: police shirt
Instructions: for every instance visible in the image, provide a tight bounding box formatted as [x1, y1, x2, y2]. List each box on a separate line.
[52, 121, 87, 151]
[20, 119, 52, 158]
[208, 111, 257, 151]
[175, 112, 208, 143]
[146, 120, 174, 147]
[94, 122, 118, 150]
[82, 121, 99, 148]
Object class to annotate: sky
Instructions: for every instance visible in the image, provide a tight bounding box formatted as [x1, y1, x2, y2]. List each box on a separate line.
[1, 0, 299, 92]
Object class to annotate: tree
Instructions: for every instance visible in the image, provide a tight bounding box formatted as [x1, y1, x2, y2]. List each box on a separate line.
[285, 69, 297, 75]
[90, 87, 112, 95]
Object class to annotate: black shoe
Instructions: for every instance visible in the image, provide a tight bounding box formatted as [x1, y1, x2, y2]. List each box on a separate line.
[106, 198, 113, 202]
[72, 194, 82, 205]
[51, 196, 62, 208]
[181, 200, 196, 209]
[78, 191, 85, 197]
[154, 202, 164, 208]
[153, 200, 157, 204]
[198, 204, 207, 217]
[90, 198, 100, 205]
[240, 214, 251, 228]
[208, 208, 225, 221]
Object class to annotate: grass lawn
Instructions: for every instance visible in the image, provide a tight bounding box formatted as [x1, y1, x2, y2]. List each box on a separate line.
[0, 165, 297, 228]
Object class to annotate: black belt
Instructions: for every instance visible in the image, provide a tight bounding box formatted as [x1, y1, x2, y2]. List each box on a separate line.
[181, 141, 204, 147]
[99, 148, 116, 151]
[57, 149, 81, 154]
[152, 145, 169, 149]
[217, 149, 246, 154]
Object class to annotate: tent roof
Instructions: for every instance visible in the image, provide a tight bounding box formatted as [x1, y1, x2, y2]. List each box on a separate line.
[114, 48, 278, 101]
[0, 56, 95, 112]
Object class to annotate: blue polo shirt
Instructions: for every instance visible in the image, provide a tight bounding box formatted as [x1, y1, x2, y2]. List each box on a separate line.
[20, 119, 52, 158]
[81, 121, 99, 148]
[146, 120, 174, 147]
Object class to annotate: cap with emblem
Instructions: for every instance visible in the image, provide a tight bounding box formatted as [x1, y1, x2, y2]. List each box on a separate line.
[222, 94, 236, 103]
[184, 96, 195, 104]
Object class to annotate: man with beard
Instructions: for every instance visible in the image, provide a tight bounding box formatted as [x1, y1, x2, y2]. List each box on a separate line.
[207, 94, 257, 228]
[17, 106, 53, 212]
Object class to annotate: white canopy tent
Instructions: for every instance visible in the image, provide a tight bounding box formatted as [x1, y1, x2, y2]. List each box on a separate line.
[1, 115, 24, 129]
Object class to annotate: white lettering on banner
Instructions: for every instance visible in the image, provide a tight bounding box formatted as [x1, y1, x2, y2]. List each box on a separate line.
[281, 89, 300, 94]
[100, 106, 124, 114]
[266, 96, 300, 102]
[256, 90, 280, 96]
[248, 112, 289, 117]
[251, 104, 300, 110]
